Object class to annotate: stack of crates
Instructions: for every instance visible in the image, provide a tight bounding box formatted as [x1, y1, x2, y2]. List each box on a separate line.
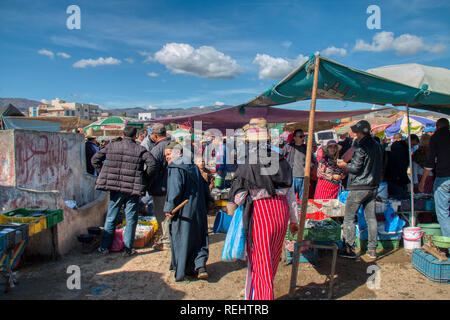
[1, 209, 64, 235]
[0, 223, 29, 251]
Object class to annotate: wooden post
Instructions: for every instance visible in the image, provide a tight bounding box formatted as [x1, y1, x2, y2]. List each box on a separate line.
[406, 105, 415, 227]
[289, 55, 320, 297]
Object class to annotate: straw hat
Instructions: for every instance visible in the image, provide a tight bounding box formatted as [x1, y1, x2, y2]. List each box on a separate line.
[85, 127, 96, 139]
[244, 118, 269, 142]
[322, 140, 342, 153]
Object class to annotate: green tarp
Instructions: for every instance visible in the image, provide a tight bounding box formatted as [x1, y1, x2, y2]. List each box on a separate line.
[240, 56, 450, 115]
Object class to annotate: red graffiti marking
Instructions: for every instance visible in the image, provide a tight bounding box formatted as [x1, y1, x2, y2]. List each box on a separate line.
[16, 133, 69, 187]
[0, 141, 14, 185]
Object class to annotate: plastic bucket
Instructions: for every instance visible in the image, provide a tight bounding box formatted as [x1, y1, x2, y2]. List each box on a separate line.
[402, 227, 423, 250]
[418, 223, 442, 245]
[215, 176, 224, 188]
[213, 210, 232, 234]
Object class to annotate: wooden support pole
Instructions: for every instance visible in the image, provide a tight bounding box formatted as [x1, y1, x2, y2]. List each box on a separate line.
[406, 104, 415, 227]
[289, 55, 320, 297]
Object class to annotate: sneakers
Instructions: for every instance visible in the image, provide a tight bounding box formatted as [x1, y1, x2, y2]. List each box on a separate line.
[153, 243, 170, 251]
[338, 245, 357, 259]
[365, 249, 377, 261]
[197, 267, 208, 279]
[98, 247, 109, 254]
[122, 247, 137, 257]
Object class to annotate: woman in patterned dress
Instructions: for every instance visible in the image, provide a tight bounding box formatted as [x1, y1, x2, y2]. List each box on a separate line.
[314, 140, 346, 199]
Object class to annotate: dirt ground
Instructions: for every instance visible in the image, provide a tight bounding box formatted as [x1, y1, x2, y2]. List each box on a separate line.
[1, 216, 449, 300]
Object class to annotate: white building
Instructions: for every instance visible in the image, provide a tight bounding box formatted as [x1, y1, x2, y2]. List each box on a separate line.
[29, 98, 101, 120]
[138, 112, 154, 121]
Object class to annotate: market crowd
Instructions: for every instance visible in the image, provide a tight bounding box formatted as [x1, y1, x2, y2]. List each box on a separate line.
[84, 116, 449, 300]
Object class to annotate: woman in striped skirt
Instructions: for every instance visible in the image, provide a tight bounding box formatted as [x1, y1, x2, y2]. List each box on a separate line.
[314, 140, 346, 199]
[229, 118, 299, 300]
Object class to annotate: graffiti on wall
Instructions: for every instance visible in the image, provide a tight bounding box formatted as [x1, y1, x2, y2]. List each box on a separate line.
[15, 133, 70, 188]
[0, 140, 14, 186]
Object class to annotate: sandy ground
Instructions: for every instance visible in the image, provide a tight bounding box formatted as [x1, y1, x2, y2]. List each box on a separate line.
[1, 216, 449, 300]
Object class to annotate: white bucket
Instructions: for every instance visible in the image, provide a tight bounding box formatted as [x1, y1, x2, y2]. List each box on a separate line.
[402, 227, 423, 250]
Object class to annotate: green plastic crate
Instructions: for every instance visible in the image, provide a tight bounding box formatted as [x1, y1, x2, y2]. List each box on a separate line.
[285, 218, 341, 242]
[44, 209, 64, 228]
[356, 237, 400, 251]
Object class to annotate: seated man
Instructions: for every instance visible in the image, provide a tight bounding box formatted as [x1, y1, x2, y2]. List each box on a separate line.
[163, 142, 215, 281]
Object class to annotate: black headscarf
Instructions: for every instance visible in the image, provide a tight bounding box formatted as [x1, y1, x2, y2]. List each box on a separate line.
[229, 142, 292, 247]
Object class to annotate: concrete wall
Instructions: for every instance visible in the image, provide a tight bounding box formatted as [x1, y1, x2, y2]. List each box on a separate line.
[0, 129, 108, 257]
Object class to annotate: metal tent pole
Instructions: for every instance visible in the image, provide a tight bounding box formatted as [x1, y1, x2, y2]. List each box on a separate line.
[406, 105, 415, 227]
[289, 55, 320, 297]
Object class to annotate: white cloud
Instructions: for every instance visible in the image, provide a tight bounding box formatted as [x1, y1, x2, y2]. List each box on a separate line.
[41, 99, 48, 104]
[282, 41, 292, 49]
[322, 46, 347, 56]
[253, 53, 308, 79]
[214, 101, 225, 106]
[124, 58, 134, 63]
[138, 51, 154, 63]
[354, 31, 446, 56]
[147, 105, 158, 110]
[147, 72, 159, 77]
[153, 43, 242, 79]
[38, 49, 54, 59]
[73, 57, 121, 68]
[57, 52, 71, 58]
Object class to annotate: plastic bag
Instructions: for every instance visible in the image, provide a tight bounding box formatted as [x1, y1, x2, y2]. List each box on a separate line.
[110, 228, 124, 252]
[338, 190, 349, 204]
[383, 203, 405, 233]
[221, 205, 246, 262]
[377, 182, 388, 201]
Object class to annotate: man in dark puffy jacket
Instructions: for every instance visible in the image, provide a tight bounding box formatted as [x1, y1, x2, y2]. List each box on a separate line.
[337, 120, 383, 261]
[92, 126, 158, 256]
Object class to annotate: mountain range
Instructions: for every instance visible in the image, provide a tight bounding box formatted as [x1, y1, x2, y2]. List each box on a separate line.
[0, 97, 230, 118]
[1, 97, 446, 119]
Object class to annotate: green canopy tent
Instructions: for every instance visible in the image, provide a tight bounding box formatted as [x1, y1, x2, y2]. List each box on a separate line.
[236, 54, 450, 298]
[83, 116, 144, 137]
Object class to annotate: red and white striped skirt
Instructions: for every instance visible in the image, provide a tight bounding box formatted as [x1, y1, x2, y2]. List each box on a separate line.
[314, 179, 340, 200]
[245, 195, 289, 300]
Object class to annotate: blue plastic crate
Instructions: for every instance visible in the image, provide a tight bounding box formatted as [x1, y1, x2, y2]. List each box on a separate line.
[285, 248, 318, 264]
[412, 249, 450, 283]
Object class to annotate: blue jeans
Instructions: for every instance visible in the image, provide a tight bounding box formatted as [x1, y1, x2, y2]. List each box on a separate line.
[101, 191, 140, 250]
[433, 177, 450, 237]
[293, 177, 305, 199]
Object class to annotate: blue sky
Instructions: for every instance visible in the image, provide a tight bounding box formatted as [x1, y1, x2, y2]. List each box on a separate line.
[1, 0, 449, 112]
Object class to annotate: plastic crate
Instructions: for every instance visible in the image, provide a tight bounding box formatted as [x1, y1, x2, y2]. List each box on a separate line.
[0, 209, 47, 236]
[412, 249, 449, 283]
[122, 217, 158, 233]
[356, 237, 400, 251]
[44, 209, 64, 228]
[0, 227, 16, 251]
[132, 227, 155, 248]
[2, 208, 63, 229]
[303, 218, 342, 242]
[0, 223, 29, 244]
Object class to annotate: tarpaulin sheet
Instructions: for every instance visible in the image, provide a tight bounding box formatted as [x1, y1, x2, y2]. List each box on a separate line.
[238, 56, 450, 115]
[146, 105, 388, 131]
[2, 117, 60, 132]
